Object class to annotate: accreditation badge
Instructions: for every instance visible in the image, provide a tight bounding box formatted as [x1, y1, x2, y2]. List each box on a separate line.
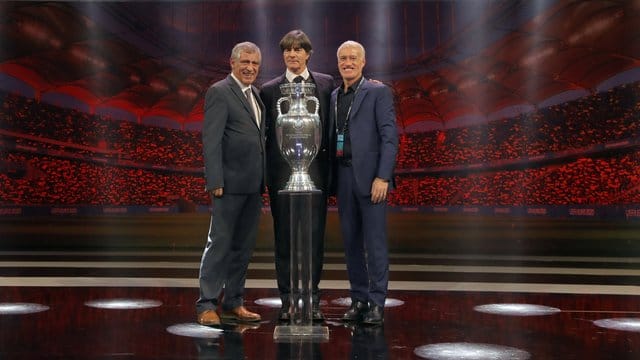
[336, 133, 344, 157]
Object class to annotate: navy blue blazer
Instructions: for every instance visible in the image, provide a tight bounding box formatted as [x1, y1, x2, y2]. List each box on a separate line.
[330, 79, 398, 196]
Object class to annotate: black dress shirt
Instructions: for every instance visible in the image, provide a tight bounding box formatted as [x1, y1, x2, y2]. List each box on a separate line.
[336, 76, 363, 160]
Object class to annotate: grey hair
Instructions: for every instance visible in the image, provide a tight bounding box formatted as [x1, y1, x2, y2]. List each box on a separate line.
[231, 41, 261, 61]
[336, 40, 365, 59]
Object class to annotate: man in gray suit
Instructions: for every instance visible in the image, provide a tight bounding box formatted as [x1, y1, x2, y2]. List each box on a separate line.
[196, 41, 266, 326]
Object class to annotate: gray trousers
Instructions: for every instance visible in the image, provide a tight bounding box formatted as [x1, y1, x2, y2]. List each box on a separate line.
[196, 192, 262, 313]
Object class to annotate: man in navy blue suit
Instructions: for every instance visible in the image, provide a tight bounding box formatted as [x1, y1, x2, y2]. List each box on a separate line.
[330, 40, 398, 325]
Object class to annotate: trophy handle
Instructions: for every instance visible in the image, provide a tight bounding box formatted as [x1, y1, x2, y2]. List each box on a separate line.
[307, 96, 320, 115]
[276, 97, 289, 115]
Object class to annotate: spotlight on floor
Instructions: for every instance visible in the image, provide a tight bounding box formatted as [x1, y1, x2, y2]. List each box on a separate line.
[0, 302, 49, 315]
[84, 298, 162, 310]
[414, 342, 530, 360]
[594, 318, 640, 332]
[254, 297, 282, 308]
[167, 323, 223, 339]
[331, 297, 404, 307]
[474, 303, 561, 316]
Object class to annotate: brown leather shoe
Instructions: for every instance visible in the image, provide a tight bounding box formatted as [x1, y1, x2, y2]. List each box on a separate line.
[221, 306, 261, 323]
[197, 309, 221, 326]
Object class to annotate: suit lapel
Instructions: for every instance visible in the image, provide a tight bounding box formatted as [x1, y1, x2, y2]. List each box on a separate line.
[278, 75, 288, 108]
[277, 74, 287, 87]
[309, 71, 329, 149]
[308, 71, 324, 119]
[331, 88, 339, 121]
[228, 76, 261, 128]
[228, 76, 252, 115]
[348, 80, 369, 121]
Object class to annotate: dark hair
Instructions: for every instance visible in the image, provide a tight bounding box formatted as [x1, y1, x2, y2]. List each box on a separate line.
[279, 29, 313, 56]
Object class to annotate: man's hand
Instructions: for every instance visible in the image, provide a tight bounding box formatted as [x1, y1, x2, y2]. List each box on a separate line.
[370, 177, 389, 204]
[211, 188, 224, 198]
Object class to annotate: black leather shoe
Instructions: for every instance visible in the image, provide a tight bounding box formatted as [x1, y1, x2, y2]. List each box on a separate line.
[342, 300, 369, 322]
[278, 306, 291, 322]
[312, 306, 325, 322]
[362, 304, 384, 325]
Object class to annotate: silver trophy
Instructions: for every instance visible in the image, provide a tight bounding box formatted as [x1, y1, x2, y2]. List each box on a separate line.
[275, 82, 321, 191]
[273, 81, 330, 342]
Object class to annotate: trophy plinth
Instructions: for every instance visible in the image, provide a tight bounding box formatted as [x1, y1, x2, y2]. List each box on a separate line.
[275, 83, 321, 192]
[273, 190, 329, 343]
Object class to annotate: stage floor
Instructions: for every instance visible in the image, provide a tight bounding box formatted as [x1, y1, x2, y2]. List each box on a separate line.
[2, 250, 640, 359]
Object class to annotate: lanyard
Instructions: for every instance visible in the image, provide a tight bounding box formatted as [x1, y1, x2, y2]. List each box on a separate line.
[335, 77, 365, 135]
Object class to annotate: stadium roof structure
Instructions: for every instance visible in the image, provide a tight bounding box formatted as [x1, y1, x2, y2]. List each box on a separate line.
[1, 0, 638, 132]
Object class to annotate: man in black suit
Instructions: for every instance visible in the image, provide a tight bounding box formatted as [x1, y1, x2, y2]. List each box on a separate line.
[196, 41, 266, 326]
[260, 30, 335, 322]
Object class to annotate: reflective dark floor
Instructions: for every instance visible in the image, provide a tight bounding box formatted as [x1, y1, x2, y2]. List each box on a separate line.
[2, 250, 640, 359]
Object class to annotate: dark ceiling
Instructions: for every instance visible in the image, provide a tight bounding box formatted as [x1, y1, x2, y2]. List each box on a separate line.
[0, 0, 638, 132]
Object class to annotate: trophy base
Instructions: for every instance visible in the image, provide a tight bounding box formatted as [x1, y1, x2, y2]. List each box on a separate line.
[284, 172, 317, 192]
[273, 325, 330, 342]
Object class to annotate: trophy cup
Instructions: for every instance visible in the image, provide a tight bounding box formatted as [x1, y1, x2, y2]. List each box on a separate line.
[273, 82, 329, 342]
[275, 82, 321, 191]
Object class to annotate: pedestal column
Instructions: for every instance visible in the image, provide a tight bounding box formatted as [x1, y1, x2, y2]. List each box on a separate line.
[273, 190, 329, 341]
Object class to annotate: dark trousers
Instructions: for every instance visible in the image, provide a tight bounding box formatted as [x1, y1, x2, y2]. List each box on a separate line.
[336, 164, 389, 308]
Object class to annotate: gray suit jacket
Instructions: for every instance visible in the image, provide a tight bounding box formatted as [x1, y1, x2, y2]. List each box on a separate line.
[202, 75, 266, 194]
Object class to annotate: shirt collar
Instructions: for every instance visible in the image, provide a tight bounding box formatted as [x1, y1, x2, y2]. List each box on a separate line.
[341, 76, 364, 94]
[285, 68, 310, 83]
[231, 73, 251, 93]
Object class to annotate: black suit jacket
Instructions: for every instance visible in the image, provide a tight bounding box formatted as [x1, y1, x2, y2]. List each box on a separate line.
[260, 71, 335, 194]
[202, 75, 266, 194]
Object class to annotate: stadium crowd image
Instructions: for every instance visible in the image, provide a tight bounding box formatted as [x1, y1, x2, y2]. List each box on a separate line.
[1, 1, 639, 359]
